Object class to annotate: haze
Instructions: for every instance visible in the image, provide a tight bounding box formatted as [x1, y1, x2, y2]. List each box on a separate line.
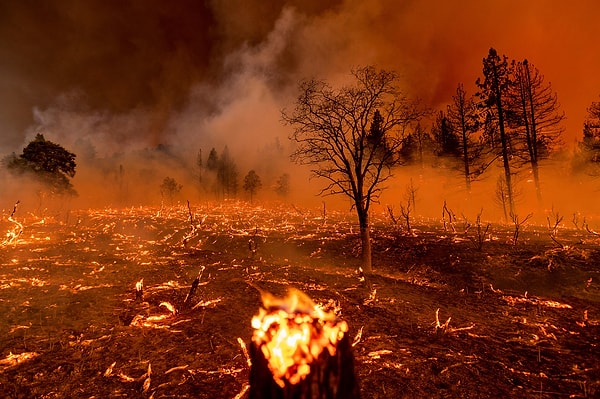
[1, 0, 600, 221]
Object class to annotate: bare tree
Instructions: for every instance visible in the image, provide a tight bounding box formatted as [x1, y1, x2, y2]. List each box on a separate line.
[283, 66, 425, 273]
[510, 59, 564, 204]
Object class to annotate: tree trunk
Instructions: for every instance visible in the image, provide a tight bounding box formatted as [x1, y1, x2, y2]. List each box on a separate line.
[248, 334, 360, 399]
[357, 209, 372, 274]
[531, 160, 543, 205]
[492, 66, 515, 216]
[360, 224, 372, 273]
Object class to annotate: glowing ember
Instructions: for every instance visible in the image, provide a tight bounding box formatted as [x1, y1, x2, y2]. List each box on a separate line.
[251, 288, 348, 388]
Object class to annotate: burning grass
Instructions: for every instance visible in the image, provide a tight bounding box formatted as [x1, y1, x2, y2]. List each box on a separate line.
[0, 201, 599, 398]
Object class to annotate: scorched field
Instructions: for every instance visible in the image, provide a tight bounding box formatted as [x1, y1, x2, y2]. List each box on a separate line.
[0, 201, 599, 398]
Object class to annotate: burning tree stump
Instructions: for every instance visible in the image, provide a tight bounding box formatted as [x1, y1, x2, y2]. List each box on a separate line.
[248, 289, 360, 399]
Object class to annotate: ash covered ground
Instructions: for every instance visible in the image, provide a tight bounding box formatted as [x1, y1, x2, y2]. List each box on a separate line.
[0, 202, 599, 398]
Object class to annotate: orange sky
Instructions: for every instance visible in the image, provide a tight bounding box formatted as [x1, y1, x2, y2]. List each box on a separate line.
[1, 0, 599, 152]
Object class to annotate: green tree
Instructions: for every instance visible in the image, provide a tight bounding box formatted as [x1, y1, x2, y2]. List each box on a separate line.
[283, 66, 425, 273]
[7, 133, 77, 196]
[243, 170, 262, 203]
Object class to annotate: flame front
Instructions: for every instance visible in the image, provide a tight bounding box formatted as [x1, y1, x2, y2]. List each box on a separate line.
[251, 289, 348, 388]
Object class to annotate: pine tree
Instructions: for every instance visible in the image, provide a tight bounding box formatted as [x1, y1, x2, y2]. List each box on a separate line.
[476, 48, 516, 217]
[446, 83, 487, 192]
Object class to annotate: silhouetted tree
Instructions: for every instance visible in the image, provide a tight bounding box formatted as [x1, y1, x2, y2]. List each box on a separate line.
[283, 66, 426, 273]
[216, 146, 238, 199]
[196, 149, 203, 188]
[160, 176, 182, 205]
[274, 173, 290, 198]
[7, 133, 77, 196]
[206, 147, 219, 171]
[446, 83, 488, 192]
[509, 59, 564, 203]
[243, 170, 262, 203]
[399, 123, 434, 167]
[574, 97, 600, 174]
[477, 48, 516, 216]
[432, 110, 461, 158]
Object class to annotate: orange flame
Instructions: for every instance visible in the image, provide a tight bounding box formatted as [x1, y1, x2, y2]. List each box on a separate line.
[251, 288, 348, 388]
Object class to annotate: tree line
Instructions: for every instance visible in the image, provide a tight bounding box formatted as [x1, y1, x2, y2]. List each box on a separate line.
[2, 133, 290, 206]
[4, 48, 600, 273]
[283, 51, 600, 272]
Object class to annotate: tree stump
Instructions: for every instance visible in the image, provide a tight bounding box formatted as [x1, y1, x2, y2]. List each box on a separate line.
[248, 289, 361, 399]
[248, 333, 360, 399]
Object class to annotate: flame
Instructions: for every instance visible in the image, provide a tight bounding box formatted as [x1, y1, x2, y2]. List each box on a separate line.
[251, 288, 348, 388]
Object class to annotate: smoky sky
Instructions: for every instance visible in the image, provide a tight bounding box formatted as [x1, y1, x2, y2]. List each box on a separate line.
[1, 0, 599, 153]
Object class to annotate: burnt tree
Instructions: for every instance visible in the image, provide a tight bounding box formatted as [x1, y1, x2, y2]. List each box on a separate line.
[283, 66, 425, 273]
[510, 59, 564, 204]
[477, 48, 516, 216]
[446, 83, 487, 192]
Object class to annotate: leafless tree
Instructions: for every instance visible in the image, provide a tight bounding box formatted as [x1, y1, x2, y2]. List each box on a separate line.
[510, 212, 533, 245]
[471, 209, 490, 251]
[283, 66, 426, 272]
[510, 60, 564, 204]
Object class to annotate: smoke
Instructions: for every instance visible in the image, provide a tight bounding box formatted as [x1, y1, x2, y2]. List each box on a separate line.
[1, 0, 600, 218]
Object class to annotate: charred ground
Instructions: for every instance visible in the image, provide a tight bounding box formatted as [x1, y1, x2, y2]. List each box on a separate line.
[0, 202, 599, 398]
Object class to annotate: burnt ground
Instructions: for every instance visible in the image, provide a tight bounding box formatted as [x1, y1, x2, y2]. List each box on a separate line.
[0, 201, 599, 398]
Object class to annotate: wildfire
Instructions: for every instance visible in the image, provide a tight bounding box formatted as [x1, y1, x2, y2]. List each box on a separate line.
[251, 288, 348, 388]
